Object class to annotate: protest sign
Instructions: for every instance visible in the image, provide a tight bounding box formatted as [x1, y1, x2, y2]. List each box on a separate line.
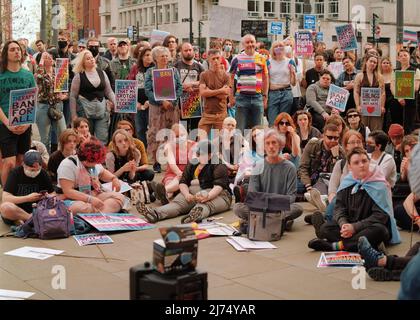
[326, 84, 350, 113]
[150, 29, 170, 46]
[317, 252, 363, 268]
[295, 32, 314, 57]
[209, 6, 247, 41]
[269, 21, 284, 35]
[78, 213, 155, 232]
[54, 58, 69, 93]
[152, 68, 177, 101]
[73, 233, 114, 246]
[115, 80, 138, 113]
[394, 70, 415, 100]
[8, 87, 38, 127]
[335, 24, 358, 52]
[328, 62, 344, 80]
[316, 32, 324, 42]
[304, 15, 316, 31]
[361, 87, 381, 117]
[181, 91, 202, 119]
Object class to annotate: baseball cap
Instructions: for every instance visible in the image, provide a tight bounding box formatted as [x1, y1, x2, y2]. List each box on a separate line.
[23, 150, 42, 167]
[118, 39, 130, 46]
[78, 40, 86, 48]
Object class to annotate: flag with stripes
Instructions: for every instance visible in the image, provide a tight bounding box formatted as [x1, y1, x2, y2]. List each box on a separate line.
[403, 30, 418, 44]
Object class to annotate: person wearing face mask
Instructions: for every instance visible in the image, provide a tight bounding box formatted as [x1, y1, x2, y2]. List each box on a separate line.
[222, 39, 234, 64]
[0, 150, 54, 226]
[150, 123, 196, 205]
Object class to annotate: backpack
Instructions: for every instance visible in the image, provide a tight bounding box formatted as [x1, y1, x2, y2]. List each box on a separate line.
[130, 181, 154, 206]
[245, 192, 291, 242]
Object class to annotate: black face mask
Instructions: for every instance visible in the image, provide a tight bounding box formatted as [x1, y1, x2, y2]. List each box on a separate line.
[88, 46, 99, 57]
[58, 40, 68, 50]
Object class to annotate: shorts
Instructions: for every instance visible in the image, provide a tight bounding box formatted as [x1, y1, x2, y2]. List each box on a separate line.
[0, 124, 31, 158]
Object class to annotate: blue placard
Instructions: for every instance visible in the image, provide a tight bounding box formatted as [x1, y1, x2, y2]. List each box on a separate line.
[269, 22, 284, 35]
[316, 32, 324, 42]
[336, 24, 358, 52]
[115, 80, 138, 114]
[304, 15, 316, 31]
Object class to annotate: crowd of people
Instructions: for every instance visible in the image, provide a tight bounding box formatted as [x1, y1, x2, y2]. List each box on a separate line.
[1, 31, 420, 298]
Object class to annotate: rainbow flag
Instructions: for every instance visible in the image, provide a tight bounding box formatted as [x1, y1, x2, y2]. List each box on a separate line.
[54, 58, 69, 93]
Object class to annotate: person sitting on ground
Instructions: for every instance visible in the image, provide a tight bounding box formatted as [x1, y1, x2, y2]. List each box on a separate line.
[293, 110, 321, 151]
[299, 123, 345, 218]
[105, 129, 154, 183]
[73, 117, 91, 145]
[274, 112, 301, 167]
[233, 129, 303, 233]
[137, 140, 232, 224]
[325, 114, 348, 144]
[345, 108, 370, 144]
[151, 123, 196, 205]
[366, 130, 397, 188]
[358, 236, 420, 282]
[48, 129, 78, 185]
[0, 150, 54, 226]
[308, 147, 401, 252]
[57, 138, 125, 215]
[385, 124, 404, 173]
[30, 140, 49, 170]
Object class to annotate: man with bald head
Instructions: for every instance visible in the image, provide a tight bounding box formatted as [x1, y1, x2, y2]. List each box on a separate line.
[174, 42, 205, 131]
[229, 34, 269, 133]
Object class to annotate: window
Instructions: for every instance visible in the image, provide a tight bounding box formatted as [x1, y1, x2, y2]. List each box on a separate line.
[172, 3, 178, 23]
[280, 0, 291, 18]
[211, 0, 219, 5]
[165, 5, 170, 23]
[201, 0, 209, 20]
[150, 7, 155, 25]
[264, 1, 276, 18]
[158, 5, 163, 24]
[248, 0, 259, 17]
[329, 0, 339, 18]
[315, 0, 325, 18]
[143, 7, 148, 25]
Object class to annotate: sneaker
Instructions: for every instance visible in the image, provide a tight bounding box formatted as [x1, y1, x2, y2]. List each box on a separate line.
[367, 267, 400, 281]
[153, 162, 161, 173]
[239, 221, 248, 235]
[308, 238, 333, 251]
[154, 182, 169, 205]
[358, 236, 385, 270]
[136, 202, 159, 223]
[181, 206, 205, 224]
[304, 213, 313, 225]
[285, 219, 294, 232]
[309, 188, 326, 212]
[311, 211, 325, 239]
[304, 192, 311, 202]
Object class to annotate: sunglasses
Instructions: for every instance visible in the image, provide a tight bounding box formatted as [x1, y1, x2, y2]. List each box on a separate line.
[347, 114, 359, 119]
[279, 121, 290, 126]
[326, 135, 340, 141]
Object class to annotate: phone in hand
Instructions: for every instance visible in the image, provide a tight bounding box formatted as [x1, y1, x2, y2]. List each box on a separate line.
[39, 190, 48, 196]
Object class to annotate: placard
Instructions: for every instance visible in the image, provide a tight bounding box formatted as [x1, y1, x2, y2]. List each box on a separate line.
[269, 21, 284, 35]
[304, 15, 316, 31]
[73, 233, 114, 246]
[150, 29, 170, 46]
[54, 58, 69, 93]
[394, 70, 415, 100]
[115, 80, 138, 113]
[361, 87, 381, 117]
[78, 213, 156, 232]
[209, 6, 247, 41]
[152, 68, 177, 101]
[295, 32, 314, 57]
[326, 84, 350, 112]
[8, 87, 38, 127]
[241, 20, 268, 38]
[180, 91, 202, 119]
[335, 24, 358, 52]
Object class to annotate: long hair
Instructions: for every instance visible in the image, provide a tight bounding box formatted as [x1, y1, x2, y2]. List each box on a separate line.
[110, 129, 139, 162]
[293, 110, 313, 131]
[72, 50, 95, 74]
[136, 47, 152, 73]
[362, 53, 379, 74]
[274, 112, 296, 151]
[1, 40, 22, 72]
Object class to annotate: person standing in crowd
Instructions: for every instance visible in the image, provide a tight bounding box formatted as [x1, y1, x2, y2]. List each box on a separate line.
[78, 40, 87, 53]
[103, 38, 117, 61]
[202, 39, 229, 71]
[391, 49, 420, 134]
[87, 38, 114, 90]
[336, 55, 358, 113]
[70, 50, 115, 144]
[345, 108, 370, 143]
[128, 47, 154, 148]
[145, 46, 183, 173]
[174, 42, 204, 132]
[34, 39, 46, 65]
[35, 52, 67, 153]
[380, 57, 400, 132]
[267, 41, 296, 126]
[293, 110, 321, 151]
[198, 49, 231, 139]
[162, 35, 179, 66]
[306, 70, 336, 131]
[229, 34, 269, 133]
[284, 37, 303, 116]
[222, 39, 234, 64]
[0, 41, 36, 187]
[302, 52, 326, 89]
[17, 39, 35, 74]
[354, 54, 386, 131]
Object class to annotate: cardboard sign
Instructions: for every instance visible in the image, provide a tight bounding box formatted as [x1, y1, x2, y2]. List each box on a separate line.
[54, 58, 69, 93]
[335, 24, 358, 52]
[361, 87, 381, 117]
[8, 87, 38, 127]
[73, 233, 114, 246]
[150, 29, 170, 46]
[152, 68, 177, 101]
[78, 213, 155, 232]
[328, 62, 344, 80]
[180, 91, 202, 119]
[115, 80, 138, 113]
[326, 84, 350, 113]
[395, 70, 416, 100]
[209, 6, 247, 41]
[295, 32, 314, 57]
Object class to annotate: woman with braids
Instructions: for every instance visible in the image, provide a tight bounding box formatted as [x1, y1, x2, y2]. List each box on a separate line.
[57, 137, 125, 215]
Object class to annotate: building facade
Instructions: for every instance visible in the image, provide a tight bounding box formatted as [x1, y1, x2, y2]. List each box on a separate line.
[83, 0, 101, 39]
[0, 0, 13, 43]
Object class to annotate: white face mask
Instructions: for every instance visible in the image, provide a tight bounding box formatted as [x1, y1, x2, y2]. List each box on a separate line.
[24, 168, 41, 178]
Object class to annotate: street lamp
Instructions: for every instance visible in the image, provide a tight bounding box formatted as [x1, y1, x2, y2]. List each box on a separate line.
[189, 0, 193, 44]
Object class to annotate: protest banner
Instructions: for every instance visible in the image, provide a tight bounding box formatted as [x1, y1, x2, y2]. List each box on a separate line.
[209, 5, 247, 41]
[150, 29, 170, 46]
[394, 70, 415, 100]
[295, 32, 314, 57]
[335, 24, 358, 52]
[326, 84, 350, 113]
[73, 233, 114, 246]
[328, 62, 344, 80]
[181, 91, 202, 119]
[54, 58, 69, 93]
[8, 87, 38, 127]
[317, 252, 363, 268]
[269, 21, 284, 35]
[78, 213, 156, 232]
[115, 80, 138, 113]
[152, 68, 177, 101]
[304, 15, 316, 31]
[361, 87, 381, 117]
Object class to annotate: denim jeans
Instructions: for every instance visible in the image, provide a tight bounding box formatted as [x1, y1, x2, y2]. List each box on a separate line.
[235, 94, 263, 133]
[77, 104, 110, 145]
[36, 102, 66, 152]
[62, 99, 71, 128]
[267, 89, 293, 126]
[135, 109, 149, 149]
[325, 197, 336, 222]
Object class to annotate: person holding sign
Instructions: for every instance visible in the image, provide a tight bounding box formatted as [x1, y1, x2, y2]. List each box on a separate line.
[0, 41, 36, 187]
[354, 54, 386, 131]
[380, 57, 401, 132]
[336, 56, 359, 113]
[391, 49, 420, 134]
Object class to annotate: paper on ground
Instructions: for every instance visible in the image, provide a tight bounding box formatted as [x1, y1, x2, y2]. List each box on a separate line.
[226, 238, 248, 251]
[199, 222, 237, 236]
[4, 247, 64, 260]
[102, 180, 132, 193]
[0, 289, 34, 300]
[226, 236, 277, 251]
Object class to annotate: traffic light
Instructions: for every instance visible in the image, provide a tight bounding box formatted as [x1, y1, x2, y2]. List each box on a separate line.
[372, 14, 379, 43]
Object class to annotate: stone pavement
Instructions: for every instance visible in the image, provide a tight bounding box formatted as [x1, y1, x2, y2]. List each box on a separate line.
[0, 185, 418, 300]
